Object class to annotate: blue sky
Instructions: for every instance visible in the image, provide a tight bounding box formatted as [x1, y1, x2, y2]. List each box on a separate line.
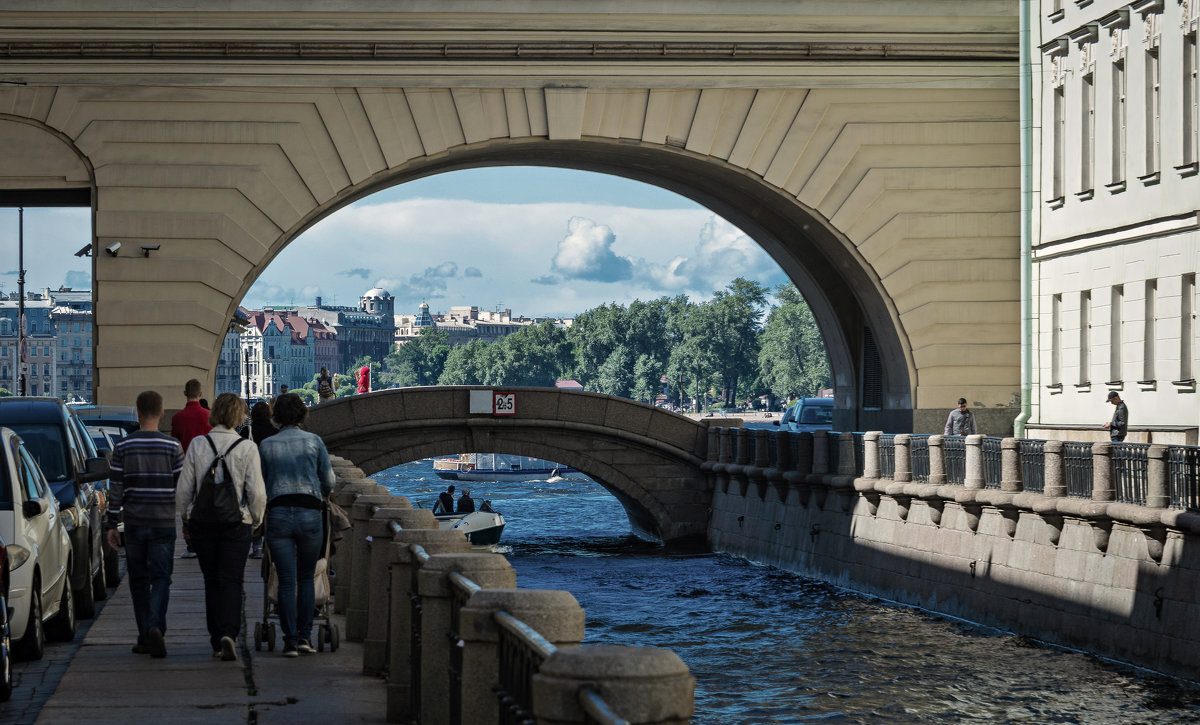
[1, 168, 789, 317]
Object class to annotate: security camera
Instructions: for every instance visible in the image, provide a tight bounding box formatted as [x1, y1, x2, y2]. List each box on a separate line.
[104, 242, 121, 257]
[140, 243, 160, 257]
[74, 244, 92, 258]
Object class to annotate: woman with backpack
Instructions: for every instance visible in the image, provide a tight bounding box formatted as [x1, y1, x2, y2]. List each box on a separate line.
[258, 393, 336, 657]
[176, 393, 267, 662]
[317, 367, 335, 402]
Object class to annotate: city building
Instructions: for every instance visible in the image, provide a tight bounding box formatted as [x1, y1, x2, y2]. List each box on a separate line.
[50, 303, 92, 402]
[295, 290, 396, 370]
[395, 303, 571, 347]
[1031, 0, 1200, 443]
[1, 291, 62, 398]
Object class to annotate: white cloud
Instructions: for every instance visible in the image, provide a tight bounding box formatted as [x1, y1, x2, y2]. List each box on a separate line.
[550, 217, 633, 282]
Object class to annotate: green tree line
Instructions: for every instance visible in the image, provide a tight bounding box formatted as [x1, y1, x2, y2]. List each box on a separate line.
[297, 278, 831, 409]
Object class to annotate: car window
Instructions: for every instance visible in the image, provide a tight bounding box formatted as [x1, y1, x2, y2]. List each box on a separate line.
[7, 424, 69, 482]
[799, 405, 835, 425]
[17, 443, 47, 501]
[0, 440, 14, 510]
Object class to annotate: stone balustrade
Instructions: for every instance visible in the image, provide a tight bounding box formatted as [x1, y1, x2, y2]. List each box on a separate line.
[324, 455, 695, 725]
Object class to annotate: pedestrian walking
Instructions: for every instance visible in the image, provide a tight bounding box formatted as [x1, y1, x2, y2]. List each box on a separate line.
[246, 400, 277, 560]
[317, 367, 335, 402]
[176, 393, 266, 662]
[944, 398, 977, 436]
[258, 393, 335, 657]
[1102, 391, 1129, 442]
[357, 365, 371, 394]
[106, 390, 185, 658]
[171, 378, 211, 559]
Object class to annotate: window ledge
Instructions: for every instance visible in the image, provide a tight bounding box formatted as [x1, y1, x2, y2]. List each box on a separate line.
[1173, 378, 1197, 391]
[1075, 382, 1092, 392]
[1074, 189, 1095, 201]
[1049, 9, 1066, 22]
[1137, 379, 1157, 391]
[1175, 162, 1199, 178]
[1105, 380, 1123, 389]
[1046, 196, 1066, 209]
[1074, 0, 1092, 6]
[1138, 171, 1161, 186]
[1046, 382, 1064, 394]
[1104, 180, 1127, 193]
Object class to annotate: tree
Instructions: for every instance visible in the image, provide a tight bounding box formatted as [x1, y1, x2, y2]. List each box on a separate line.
[758, 283, 831, 400]
[438, 339, 496, 385]
[491, 321, 572, 387]
[383, 328, 451, 387]
[705, 278, 768, 406]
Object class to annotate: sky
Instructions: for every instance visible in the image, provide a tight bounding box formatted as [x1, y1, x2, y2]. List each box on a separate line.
[0, 167, 790, 318]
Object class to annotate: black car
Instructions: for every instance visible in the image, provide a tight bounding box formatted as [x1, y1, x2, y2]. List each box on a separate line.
[0, 399, 112, 618]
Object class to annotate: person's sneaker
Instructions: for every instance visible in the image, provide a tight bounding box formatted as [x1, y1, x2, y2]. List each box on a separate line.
[180, 551, 198, 559]
[131, 643, 148, 655]
[296, 640, 315, 655]
[219, 636, 238, 662]
[147, 627, 167, 658]
[282, 646, 299, 658]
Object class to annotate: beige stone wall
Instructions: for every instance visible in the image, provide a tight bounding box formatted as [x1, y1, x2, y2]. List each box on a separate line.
[0, 1, 1021, 430]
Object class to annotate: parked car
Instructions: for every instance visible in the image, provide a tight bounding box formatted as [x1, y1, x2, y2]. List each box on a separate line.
[86, 425, 123, 460]
[0, 529, 11, 699]
[774, 397, 836, 433]
[71, 405, 138, 437]
[0, 427, 77, 661]
[0, 399, 112, 619]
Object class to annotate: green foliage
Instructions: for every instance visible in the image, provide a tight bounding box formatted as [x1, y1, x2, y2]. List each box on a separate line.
[758, 283, 831, 399]
[383, 328, 451, 387]
[0, 387, 9, 398]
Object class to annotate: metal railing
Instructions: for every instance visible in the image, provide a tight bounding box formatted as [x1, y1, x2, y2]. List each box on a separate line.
[1019, 439, 1046, 494]
[827, 433, 841, 473]
[910, 435, 930, 482]
[1063, 442, 1093, 498]
[853, 433, 865, 477]
[943, 436, 966, 484]
[766, 434, 778, 467]
[878, 434, 895, 478]
[981, 436, 1002, 489]
[495, 611, 555, 725]
[410, 544, 431, 722]
[1168, 446, 1200, 511]
[1112, 443, 1150, 505]
[789, 433, 805, 472]
[448, 572, 482, 725]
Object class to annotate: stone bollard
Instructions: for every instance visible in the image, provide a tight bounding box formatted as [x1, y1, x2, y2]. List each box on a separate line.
[418, 553, 517, 725]
[386, 529, 472, 724]
[964, 434, 985, 490]
[1091, 441, 1114, 501]
[331, 482, 390, 613]
[1043, 440, 1066, 497]
[364, 508, 437, 676]
[838, 433, 856, 476]
[1000, 437, 1023, 492]
[893, 434, 912, 483]
[459, 589, 585, 724]
[1147, 444, 1169, 508]
[532, 646, 695, 725]
[863, 431, 881, 479]
[713, 427, 733, 494]
[348, 494, 409, 641]
[928, 434, 946, 485]
[811, 431, 829, 476]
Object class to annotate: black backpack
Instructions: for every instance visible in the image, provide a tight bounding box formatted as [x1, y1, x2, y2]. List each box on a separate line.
[190, 435, 247, 526]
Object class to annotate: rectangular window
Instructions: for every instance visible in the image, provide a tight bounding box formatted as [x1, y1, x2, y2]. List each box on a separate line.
[1147, 48, 1161, 175]
[1053, 85, 1066, 199]
[1112, 60, 1127, 183]
[1052, 293, 1063, 384]
[1110, 285, 1123, 382]
[1184, 274, 1196, 381]
[1081, 72, 1095, 192]
[1186, 31, 1199, 166]
[1144, 279, 1157, 381]
[1080, 290, 1091, 385]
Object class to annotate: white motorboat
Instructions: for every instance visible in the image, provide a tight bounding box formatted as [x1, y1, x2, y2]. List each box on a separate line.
[432, 500, 506, 546]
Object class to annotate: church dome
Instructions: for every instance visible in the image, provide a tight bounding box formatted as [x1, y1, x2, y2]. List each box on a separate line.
[363, 287, 392, 299]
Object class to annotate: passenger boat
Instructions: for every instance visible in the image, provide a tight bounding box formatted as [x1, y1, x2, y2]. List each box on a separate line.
[431, 500, 506, 546]
[433, 453, 578, 482]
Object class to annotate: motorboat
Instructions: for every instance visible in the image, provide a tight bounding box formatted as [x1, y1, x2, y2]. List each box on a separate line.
[433, 453, 578, 482]
[432, 499, 506, 546]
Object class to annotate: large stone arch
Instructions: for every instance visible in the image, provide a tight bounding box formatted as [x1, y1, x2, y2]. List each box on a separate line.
[0, 2, 1020, 433]
[305, 387, 712, 543]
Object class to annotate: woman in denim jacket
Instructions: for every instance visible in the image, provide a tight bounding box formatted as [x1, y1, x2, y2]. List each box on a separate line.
[258, 393, 335, 657]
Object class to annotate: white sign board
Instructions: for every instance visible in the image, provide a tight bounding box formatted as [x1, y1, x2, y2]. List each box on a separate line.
[469, 389, 494, 414]
[493, 392, 516, 416]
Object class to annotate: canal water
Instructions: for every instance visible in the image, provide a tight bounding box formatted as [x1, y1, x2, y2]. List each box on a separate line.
[376, 457, 1200, 723]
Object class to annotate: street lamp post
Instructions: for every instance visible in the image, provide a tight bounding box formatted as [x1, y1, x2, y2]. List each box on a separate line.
[17, 206, 25, 396]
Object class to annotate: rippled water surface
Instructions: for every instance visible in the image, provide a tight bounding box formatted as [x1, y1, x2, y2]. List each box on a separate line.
[377, 458, 1200, 724]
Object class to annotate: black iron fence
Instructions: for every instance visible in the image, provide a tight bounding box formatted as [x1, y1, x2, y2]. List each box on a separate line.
[944, 436, 966, 484]
[910, 435, 930, 482]
[827, 433, 841, 473]
[1063, 442, 1093, 498]
[853, 433, 865, 477]
[1168, 446, 1200, 511]
[878, 434, 896, 478]
[981, 436, 1002, 489]
[1019, 439, 1046, 494]
[1112, 443, 1150, 505]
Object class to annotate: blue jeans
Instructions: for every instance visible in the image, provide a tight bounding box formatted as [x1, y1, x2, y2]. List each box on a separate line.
[265, 507, 322, 648]
[124, 524, 176, 643]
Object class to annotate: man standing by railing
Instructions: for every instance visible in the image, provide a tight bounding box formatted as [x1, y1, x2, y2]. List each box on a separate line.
[944, 398, 977, 436]
[1103, 391, 1128, 442]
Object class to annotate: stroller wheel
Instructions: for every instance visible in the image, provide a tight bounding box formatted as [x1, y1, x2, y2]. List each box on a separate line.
[254, 622, 263, 652]
[317, 624, 326, 653]
[330, 623, 340, 653]
[267, 623, 277, 652]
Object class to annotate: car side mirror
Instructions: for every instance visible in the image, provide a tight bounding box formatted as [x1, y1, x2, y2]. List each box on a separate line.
[772, 420, 780, 426]
[76, 456, 111, 484]
[22, 498, 47, 519]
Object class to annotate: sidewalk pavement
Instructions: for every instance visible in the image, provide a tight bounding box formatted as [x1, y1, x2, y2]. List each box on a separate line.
[34, 536, 386, 724]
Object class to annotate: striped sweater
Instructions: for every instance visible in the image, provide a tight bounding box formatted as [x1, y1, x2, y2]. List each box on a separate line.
[109, 430, 185, 529]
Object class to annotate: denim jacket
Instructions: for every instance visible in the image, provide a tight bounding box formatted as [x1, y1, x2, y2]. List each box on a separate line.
[258, 426, 335, 503]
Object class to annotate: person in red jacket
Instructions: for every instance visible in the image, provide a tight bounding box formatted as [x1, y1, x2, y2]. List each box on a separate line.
[170, 378, 212, 559]
[357, 365, 371, 394]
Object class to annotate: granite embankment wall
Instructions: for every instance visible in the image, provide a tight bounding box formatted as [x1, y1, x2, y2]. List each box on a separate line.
[705, 430, 1200, 681]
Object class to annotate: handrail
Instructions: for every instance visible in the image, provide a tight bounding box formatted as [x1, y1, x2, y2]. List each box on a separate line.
[494, 610, 558, 659]
[410, 543, 430, 565]
[578, 685, 630, 725]
[449, 571, 482, 598]
[389, 520, 402, 536]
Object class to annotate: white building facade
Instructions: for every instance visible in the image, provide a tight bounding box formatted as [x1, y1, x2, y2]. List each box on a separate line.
[1033, 0, 1200, 443]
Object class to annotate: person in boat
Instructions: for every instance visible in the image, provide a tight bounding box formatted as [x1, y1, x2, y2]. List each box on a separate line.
[437, 485, 455, 515]
[457, 489, 475, 514]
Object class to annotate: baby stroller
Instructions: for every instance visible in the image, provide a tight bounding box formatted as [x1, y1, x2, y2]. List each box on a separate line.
[253, 503, 340, 652]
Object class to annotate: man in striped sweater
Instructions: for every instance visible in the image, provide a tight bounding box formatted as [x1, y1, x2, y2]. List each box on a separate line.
[105, 390, 185, 658]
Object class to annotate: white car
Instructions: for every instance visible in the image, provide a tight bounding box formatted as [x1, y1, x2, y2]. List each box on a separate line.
[0, 428, 76, 660]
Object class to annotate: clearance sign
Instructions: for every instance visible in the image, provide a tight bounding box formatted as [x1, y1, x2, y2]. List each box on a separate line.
[469, 389, 516, 416]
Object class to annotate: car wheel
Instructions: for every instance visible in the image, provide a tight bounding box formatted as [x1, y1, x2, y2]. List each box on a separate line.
[14, 577, 44, 661]
[0, 594, 13, 702]
[92, 556, 107, 603]
[75, 561, 97, 619]
[46, 576, 76, 642]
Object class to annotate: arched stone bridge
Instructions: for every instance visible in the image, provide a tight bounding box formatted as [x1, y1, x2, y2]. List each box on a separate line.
[305, 386, 713, 544]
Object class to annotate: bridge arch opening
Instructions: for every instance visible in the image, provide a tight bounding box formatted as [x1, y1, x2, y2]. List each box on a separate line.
[244, 139, 915, 432]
